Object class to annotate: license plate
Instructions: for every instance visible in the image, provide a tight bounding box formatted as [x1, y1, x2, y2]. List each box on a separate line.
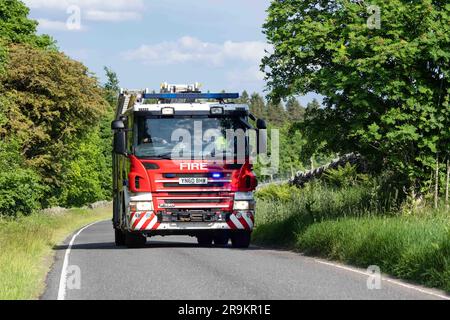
[179, 178, 208, 185]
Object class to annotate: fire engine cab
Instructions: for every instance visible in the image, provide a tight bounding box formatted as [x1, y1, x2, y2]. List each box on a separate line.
[111, 83, 267, 248]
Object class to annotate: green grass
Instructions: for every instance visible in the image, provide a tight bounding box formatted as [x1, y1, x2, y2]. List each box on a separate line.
[253, 183, 450, 292]
[0, 206, 111, 300]
[299, 216, 450, 291]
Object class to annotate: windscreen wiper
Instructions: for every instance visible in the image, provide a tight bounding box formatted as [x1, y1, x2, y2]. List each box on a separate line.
[141, 153, 173, 160]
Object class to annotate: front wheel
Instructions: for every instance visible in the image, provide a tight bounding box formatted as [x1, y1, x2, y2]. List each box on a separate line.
[213, 233, 229, 246]
[125, 232, 147, 248]
[114, 228, 126, 246]
[231, 232, 251, 248]
[197, 235, 213, 247]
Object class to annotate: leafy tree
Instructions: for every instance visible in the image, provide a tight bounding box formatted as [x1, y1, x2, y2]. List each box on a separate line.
[0, 0, 54, 48]
[249, 92, 266, 119]
[279, 124, 307, 175]
[0, 44, 108, 203]
[98, 67, 120, 199]
[286, 97, 305, 121]
[104, 66, 120, 108]
[59, 130, 109, 207]
[262, 0, 450, 193]
[0, 138, 44, 216]
[238, 90, 250, 105]
[266, 101, 286, 126]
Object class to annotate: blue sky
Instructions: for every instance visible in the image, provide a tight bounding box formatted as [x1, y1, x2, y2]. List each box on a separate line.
[24, 0, 319, 104]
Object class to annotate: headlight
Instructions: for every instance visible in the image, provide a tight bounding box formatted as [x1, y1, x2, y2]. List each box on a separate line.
[130, 202, 154, 212]
[161, 107, 175, 115]
[234, 201, 255, 211]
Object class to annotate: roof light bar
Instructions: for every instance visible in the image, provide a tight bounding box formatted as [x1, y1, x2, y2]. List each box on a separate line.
[143, 93, 239, 100]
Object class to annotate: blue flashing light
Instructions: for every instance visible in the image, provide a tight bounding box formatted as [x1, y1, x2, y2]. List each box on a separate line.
[211, 173, 223, 179]
[143, 93, 239, 100]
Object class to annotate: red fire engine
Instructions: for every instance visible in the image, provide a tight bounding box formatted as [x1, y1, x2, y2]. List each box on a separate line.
[111, 83, 266, 248]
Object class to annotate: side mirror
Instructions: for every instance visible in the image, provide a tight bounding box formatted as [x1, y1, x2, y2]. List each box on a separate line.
[111, 120, 125, 131]
[256, 119, 267, 130]
[256, 119, 268, 155]
[113, 131, 127, 155]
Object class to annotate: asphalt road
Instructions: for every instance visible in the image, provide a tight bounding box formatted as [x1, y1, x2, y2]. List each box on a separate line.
[42, 220, 449, 300]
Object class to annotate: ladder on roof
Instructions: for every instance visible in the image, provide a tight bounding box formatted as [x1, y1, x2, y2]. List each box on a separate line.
[115, 89, 148, 119]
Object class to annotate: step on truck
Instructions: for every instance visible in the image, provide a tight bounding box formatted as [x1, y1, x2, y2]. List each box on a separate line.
[111, 83, 267, 248]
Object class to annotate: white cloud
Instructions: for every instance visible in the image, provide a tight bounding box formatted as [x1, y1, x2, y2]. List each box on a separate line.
[227, 66, 265, 84]
[24, 0, 144, 11]
[36, 18, 85, 32]
[122, 36, 271, 66]
[85, 10, 141, 22]
[23, 0, 144, 22]
[226, 65, 266, 91]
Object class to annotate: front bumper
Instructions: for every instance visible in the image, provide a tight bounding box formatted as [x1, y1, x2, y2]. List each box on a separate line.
[127, 210, 254, 232]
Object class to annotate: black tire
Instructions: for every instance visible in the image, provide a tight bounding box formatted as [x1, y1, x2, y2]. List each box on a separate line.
[213, 233, 229, 246]
[231, 232, 251, 248]
[125, 232, 147, 248]
[197, 235, 213, 247]
[114, 228, 126, 246]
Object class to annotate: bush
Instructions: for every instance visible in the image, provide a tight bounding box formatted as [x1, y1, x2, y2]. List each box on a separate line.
[0, 139, 44, 217]
[256, 184, 302, 202]
[323, 163, 368, 188]
[0, 167, 44, 217]
[58, 130, 110, 208]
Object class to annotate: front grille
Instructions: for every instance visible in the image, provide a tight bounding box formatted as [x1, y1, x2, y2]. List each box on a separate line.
[164, 173, 209, 178]
[163, 173, 232, 178]
[164, 199, 225, 204]
[158, 210, 219, 222]
[163, 182, 225, 188]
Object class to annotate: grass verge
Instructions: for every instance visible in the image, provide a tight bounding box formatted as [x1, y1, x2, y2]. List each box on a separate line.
[253, 183, 450, 292]
[298, 215, 450, 291]
[0, 205, 111, 300]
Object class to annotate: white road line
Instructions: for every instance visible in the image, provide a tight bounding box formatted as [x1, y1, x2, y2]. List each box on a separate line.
[57, 221, 102, 300]
[315, 259, 450, 300]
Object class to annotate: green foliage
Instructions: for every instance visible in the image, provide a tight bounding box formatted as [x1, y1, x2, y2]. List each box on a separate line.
[103, 66, 120, 107]
[256, 184, 302, 202]
[0, 205, 111, 299]
[0, 1, 113, 216]
[298, 215, 450, 292]
[254, 180, 450, 291]
[0, 44, 108, 203]
[266, 101, 286, 126]
[237, 90, 250, 105]
[263, 0, 450, 192]
[0, 139, 44, 216]
[59, 131, 110, 207]
[285, 97, 305, 122]
[323, 163, 368, 188]
[0, 0, 54, 48]
[279, 124, 306, 175]
[249, 92, 266, 119]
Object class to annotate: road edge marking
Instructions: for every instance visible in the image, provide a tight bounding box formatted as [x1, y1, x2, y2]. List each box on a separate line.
[57, 221, 103, 300]
[315, 259, 450, 300]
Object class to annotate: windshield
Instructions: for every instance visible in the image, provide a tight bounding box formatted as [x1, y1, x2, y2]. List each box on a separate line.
[134, 116, 249, 160]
